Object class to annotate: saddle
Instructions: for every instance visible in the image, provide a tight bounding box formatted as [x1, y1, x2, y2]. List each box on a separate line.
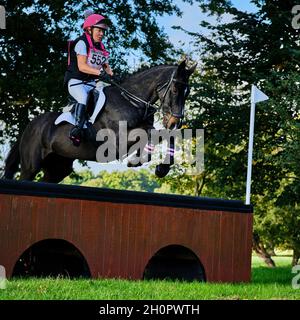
[55, 86, 106, 147]
[65, 89, 100, 119]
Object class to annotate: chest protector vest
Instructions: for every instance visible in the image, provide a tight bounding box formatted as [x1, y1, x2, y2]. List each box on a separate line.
[64, 32, 110, 85]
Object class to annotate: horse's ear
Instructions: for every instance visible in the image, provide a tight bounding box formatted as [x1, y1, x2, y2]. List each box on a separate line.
[177, 60, 187, 75]
[187, 63, 197, 77]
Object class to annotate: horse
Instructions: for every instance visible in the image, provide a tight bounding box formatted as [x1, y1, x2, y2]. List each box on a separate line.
[3, 60, 196, 183]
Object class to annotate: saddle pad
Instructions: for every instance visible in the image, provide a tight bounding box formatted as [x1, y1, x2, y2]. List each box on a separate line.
[54, 86, 106, 127]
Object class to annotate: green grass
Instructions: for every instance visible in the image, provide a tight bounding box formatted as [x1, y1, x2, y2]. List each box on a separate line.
[0, 256, 299, 300]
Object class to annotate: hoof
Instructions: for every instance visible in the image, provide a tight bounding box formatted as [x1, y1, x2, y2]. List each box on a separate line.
[155, 164, 170, 178]
[127, 153, 150, 167]
[127, 160, 142, 168]
[127, 163, 142, 168]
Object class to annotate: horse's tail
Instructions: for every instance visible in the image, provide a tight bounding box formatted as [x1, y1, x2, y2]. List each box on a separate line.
[3, 140, 20, 179]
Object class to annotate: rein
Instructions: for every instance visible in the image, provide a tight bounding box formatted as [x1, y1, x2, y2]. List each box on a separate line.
[110, 70, 185, 121]
[109, 79, 159, 120]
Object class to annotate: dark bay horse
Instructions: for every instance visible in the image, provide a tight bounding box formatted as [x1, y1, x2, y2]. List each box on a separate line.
[3, 61, 196, 183]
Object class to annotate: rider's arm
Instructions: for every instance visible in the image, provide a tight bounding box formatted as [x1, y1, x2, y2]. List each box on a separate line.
[77, 55, 101, 76]
[75, 40, 101, 76]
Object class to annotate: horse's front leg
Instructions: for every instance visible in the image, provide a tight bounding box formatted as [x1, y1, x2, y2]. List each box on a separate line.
[127, 127, 154, 167]
[154, 136, 175, 178]
[127, 128, 175, 178]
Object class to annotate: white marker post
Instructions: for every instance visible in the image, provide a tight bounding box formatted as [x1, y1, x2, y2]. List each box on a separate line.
[246, 85, 269, 205]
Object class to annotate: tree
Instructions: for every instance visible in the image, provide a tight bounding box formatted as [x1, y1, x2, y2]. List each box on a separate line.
[179, 0, 300, 265]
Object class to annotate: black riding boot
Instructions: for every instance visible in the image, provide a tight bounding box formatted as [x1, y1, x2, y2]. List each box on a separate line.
[69, 103, 86, 146]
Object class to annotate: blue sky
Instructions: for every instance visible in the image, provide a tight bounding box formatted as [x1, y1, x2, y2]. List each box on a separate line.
[156, 0, 258, 54]
[128, 0, 258, 66]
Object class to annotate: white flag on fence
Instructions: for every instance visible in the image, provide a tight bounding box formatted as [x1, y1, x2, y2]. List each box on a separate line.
[246, 84, 270, 205]
[251, 85, 269, 104]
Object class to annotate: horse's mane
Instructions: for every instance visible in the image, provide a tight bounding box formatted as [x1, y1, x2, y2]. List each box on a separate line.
[119, 64, 176, 83]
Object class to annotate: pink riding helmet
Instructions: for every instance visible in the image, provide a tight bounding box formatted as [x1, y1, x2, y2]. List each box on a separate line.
[83, 14, 109, 30]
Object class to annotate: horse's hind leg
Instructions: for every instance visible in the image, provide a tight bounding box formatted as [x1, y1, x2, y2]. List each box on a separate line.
[19, 150, 43, 181]
[18, 118, 46, 181]
[19, 168, 41, 181]
[41, 154, 74, 183]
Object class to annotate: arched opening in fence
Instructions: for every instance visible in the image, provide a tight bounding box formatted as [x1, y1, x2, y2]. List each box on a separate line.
[143, 244, 206, 282]
[12, 239, 91, 278]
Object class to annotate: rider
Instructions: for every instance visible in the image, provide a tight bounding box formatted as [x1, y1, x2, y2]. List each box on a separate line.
[64, 10, 114, 146]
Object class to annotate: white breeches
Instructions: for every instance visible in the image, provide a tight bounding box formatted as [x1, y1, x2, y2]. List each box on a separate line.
[68, 78, 103, 108]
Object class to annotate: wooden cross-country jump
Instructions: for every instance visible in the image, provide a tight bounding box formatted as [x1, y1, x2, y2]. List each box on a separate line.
[0, 180, 253, 282]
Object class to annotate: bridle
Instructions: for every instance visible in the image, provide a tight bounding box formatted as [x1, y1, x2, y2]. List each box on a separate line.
[114, 70, 190, 122]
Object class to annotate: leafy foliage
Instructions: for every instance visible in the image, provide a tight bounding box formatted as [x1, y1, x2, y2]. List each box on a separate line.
[62, 169, 161, 193]
[180, 0, 300, 263]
